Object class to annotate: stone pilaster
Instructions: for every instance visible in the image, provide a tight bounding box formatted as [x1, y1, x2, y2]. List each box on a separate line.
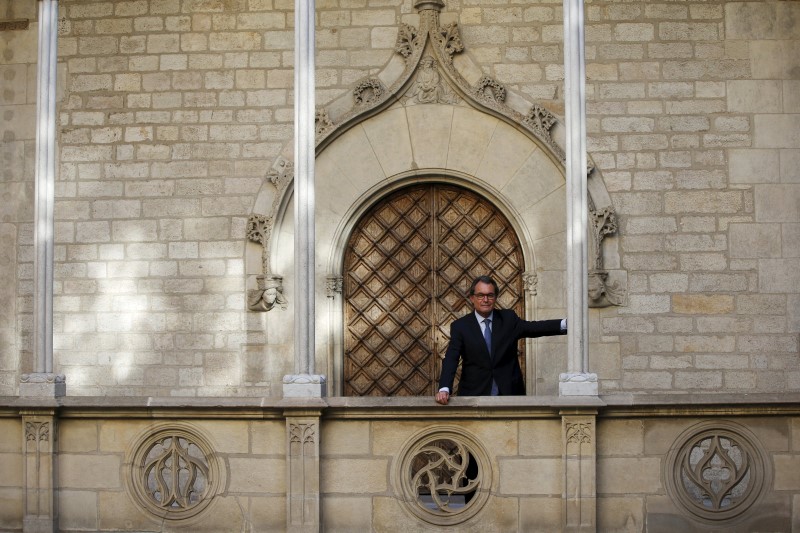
[22, 412, 58, 533]
[561, 0, 597, 397]
[285, 411, 322, 532]
[562, 412, 596, 533]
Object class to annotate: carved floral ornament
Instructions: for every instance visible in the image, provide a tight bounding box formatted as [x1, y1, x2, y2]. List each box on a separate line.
[394, 426, 492, 526]
[665, 421, 770, 524]
[125, 424, 225, 523]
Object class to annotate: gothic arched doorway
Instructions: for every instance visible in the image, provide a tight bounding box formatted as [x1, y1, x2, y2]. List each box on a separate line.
[343, 183, 526, 396]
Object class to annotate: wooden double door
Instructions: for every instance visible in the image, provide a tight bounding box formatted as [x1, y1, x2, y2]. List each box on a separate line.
[343, 183, 526, 396]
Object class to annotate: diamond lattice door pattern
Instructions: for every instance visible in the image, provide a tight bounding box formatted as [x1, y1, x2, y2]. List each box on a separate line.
[343, 183, 525, 396]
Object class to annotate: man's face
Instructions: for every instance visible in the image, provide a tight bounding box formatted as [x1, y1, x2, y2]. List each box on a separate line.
[264, 287, 277, 304]
[469, 281, 496, 318]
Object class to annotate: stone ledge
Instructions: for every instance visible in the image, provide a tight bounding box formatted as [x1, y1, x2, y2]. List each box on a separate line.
[2, 393, 799, 419]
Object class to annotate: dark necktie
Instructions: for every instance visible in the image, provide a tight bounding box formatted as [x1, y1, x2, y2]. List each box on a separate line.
[483, 318, 492, 356]
[484, 318, 499, 395]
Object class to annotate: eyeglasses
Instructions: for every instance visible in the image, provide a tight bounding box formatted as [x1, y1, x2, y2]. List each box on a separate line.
[472, 293, 496, 301]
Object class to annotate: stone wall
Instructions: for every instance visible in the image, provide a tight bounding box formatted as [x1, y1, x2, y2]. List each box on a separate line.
[0, 0, 39, 395]
[0, 400, 798, 531]
[3, 1, 800, 396]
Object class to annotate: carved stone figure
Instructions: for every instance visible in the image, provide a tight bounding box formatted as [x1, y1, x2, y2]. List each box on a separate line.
[408, 56, 459, 105]
[248, 275, 288, 312]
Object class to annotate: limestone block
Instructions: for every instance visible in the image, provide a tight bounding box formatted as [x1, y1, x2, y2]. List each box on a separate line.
[598, 419, 644, 457]
[0, 487, 23, 531]
[60, 421, 99, 453]
[406, 105, 453, 170]
[501, 147, 564, 212]
[321, 421, 370, 456]
[321, 496, 372, 533]
[361, 107, 414, 178]
[498, 458, 560, 495]
[622, 371, 672, 390]
[755, 185, 800, 223]
[774, 454, 800, 490]
[727, 2, 789, 39]
[672, 294, 734, 314]
[518, 419, 561, 456]
[755, 115, 800, 150]
[728, 148, 780, 183]
[760, 259, 800, 293]
[598, 457, 661, 494]
[372, 420, 431, 456]
[247, 495, 286, 531]
[327, 124, 387, 192]
[475, 123, 536, 192]
[598, 496, 645, 532]
[321, 458, 388, 493]
[59, 490, 98, 530]
[0, 453, 22, 487]
[228, 458, 285, 493]
[58, 454, 121, 489]
[447, 106, 500, 177]
[517, 496, 561, 532]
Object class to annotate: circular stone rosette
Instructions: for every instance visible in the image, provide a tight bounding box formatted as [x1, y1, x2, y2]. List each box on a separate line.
[125, 423, 225, 523]
[664, 420, 770, 524]
[393, 426, 492, 526]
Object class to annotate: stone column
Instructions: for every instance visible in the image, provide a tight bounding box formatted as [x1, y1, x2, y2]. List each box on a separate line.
[21, 0, 64, 398]
[562, 412, 596, 532]
[285, 411, 322, 532]
[22, 411, 58, 533]
[283, 0, 326, 398]
[559, 0, 597, 396]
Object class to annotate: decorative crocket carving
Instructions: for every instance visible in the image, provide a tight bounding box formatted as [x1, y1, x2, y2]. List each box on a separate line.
[267, 158, 293, 188]
[247, 213, 272, 274]
[523, 104, 557, 141]
[315, 108, 334, 137]
[395, 23, 420, 61]
[354, 78, 385, 106]
[474, 76, 506, 103]
[434, 22, 464, 61]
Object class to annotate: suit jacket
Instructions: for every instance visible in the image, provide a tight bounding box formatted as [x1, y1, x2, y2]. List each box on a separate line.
[438, 309, 564, 396]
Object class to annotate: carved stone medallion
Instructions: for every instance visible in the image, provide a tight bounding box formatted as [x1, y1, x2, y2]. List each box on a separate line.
[126, 424, 225, 523]
[394, 426, 492, 526]
[665, 421, 770, 524]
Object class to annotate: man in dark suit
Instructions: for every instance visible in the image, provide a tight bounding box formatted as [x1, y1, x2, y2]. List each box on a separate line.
[435, 275, 567, 404]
